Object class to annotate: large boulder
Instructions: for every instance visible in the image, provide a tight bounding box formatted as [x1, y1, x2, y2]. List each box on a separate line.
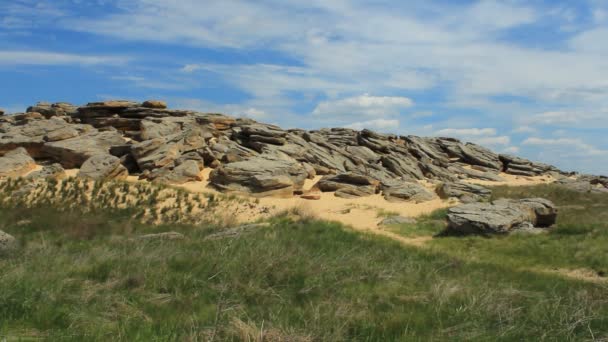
[148, 160, 202, 184]
[317, 172, 380, 198]
[383, 182, 435, 203]
[0, 117, 91, 157]
[77, 154, 128, 180]
[209, 154, 308, 197]
[447, 198, 557, 235]
[0, 147, 36, 177]
[42, 131, 126, 168]
[0, 230, 17, 256]
[437, 181, 492, 203]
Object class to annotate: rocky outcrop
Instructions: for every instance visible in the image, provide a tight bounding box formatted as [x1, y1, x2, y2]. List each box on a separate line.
[437, 181, 492, 203]
[147, 160, 202, 184]
[382, 182, 435, 203]
[42, 131, 126, 168]
[447, 198, 557, 235]
[0, 230, 17, 256]
[499, 154, 557, 176]
[78, 154, 128, 180]
[0, 147, 36, 177]
[1, 99, 577, 198]
[317, 172, 380, 198]
[209, 154, 308, 197]
[27, 102, 78, 118]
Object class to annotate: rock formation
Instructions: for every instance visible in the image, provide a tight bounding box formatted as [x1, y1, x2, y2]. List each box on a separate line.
[1, 99, 597, 201]
[447, 198, 558, 235]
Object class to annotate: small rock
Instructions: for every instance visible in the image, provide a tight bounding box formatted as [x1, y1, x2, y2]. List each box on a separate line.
[142, 100, 168, 109]
[301, 194, 321, 200]
[378, 216, 416, 226]
[205, 223, 269, 240]
[0, 230, 17, 256]
[27, 163, 66, 180]
[137, 232, 185, 241]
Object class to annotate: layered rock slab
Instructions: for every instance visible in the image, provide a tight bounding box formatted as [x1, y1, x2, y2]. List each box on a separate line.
[447, 198, 557, 235]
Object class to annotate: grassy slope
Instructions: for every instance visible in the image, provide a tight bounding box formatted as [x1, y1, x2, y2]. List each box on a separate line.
[1, 197, 608, 341]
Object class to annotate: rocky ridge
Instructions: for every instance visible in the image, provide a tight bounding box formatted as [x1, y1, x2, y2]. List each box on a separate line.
[1, 100, 604, 202]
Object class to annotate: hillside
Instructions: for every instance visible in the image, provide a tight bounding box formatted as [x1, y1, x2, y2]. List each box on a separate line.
[1, 100, 608, 340]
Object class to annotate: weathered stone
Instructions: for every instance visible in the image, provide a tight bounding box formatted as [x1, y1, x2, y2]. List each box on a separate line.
[42, 131, 126, 168]
[209, 154, 308, 197]
[383, 182, 435, 203]
[45, 127, 80, 142]
[142, 100, 168, 109]
[447, 198, 557, 235]
[437, 181, 492, 203]
[27, 102, 77, 118]
[150, 160, 202, 184]
[26, 163, 66, 179]
[140, 119, 181, 140]
[317, 172, 379, 198]
[378, 216, 417, 226]
[0, 230, 17, 256]
[137, 232, 185, 241]
[78, 154, 128, 180]
[0, 147, 36, 177]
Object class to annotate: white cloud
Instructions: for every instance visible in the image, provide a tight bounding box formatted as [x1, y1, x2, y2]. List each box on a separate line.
[346, 119, 400, 131]
[435, 128, 497, 137]
[0, 51, 129, 66]
[522, 137, 608, 156]
[312, 94, 413, 118]
[512, 126, 537, 134]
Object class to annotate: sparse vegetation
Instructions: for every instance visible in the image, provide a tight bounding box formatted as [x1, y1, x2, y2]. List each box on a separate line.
[1, 182, 608, 340]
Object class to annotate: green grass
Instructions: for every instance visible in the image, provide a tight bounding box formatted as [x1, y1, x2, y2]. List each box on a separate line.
[1, 202, 608, 341]
[382, 209, 448, 238]
[382, 184, 608, 275]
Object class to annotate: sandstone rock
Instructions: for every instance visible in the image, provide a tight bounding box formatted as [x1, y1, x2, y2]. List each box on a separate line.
[137, 232, 185, 241]
[447, 198, 557, 235]
[45, 127, 80, 142]
[78, 154, 128, 180]
[150, 160, 202, 184]
[0, 147, 36, 177]
[140, 119, 181, 140]
[209, 154, 308, 197]
[27, 163, 66, 179]
[142, 100, 168, 109]
[27, 102, 77, 118]
[131, 137, 181, 171]
[378, 216, 416, 226]
[0, 230, 17, 256]
[0, 109, 4, 116]
[195, 113, 236, 131]
[301, 193, 321, 200]
[437, 181, 491, 203]
[42, 131, 126, 168]
[317, 172, 379, 198]
[383, 182, 435, 203]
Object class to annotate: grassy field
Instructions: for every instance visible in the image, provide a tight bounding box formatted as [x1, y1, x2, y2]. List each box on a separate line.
[1, 184, 608, 341]
[406, 185, 608, 276]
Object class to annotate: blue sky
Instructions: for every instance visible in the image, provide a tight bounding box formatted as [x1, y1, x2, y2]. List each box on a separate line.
[1, 0, 607, 174]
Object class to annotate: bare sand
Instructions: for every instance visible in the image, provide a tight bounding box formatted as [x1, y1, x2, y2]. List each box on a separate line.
[26, 165, 557, 246]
